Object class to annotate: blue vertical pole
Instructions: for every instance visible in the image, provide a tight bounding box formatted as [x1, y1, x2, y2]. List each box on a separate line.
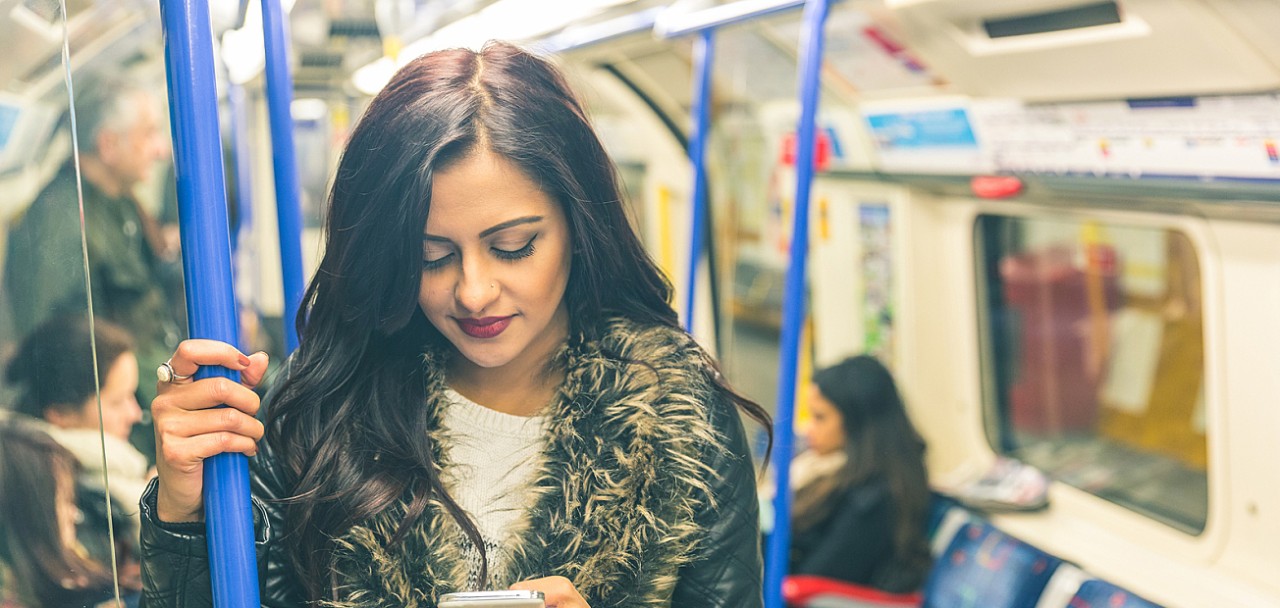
[764, 1, 829, 607]
[157, 0, 260, 606]
[261, 0, 305, 353]
[683, 29, 714, 333]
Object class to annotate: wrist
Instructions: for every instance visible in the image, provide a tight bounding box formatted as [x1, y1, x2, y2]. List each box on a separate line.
[156, 487, 204, 523]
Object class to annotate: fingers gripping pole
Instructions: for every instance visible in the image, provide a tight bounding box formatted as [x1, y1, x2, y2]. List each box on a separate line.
[157, 0, 260, 606]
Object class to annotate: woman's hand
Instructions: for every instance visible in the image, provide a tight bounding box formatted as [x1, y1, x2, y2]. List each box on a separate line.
[510, 576, 590, 608]
[152, 340, 269, 523]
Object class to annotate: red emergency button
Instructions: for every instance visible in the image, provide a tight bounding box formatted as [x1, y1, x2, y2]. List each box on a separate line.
[970, 175, 1023, 199]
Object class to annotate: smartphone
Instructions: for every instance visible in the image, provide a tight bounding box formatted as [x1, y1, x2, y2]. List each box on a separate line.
[437, 590, 546, 608]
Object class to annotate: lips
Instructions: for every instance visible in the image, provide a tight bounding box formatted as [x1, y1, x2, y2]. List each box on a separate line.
[454, 315, 514, 339]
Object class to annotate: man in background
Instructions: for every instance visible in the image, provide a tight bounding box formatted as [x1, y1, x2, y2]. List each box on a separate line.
[4, 73, 182, 462]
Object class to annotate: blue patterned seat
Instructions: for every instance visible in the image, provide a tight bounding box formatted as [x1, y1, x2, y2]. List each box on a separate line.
[1068, 579, 1163, 608]
[922, 521, 1061, 608]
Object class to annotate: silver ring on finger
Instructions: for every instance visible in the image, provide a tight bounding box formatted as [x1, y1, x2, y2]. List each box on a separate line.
[156, 360, 194, 384]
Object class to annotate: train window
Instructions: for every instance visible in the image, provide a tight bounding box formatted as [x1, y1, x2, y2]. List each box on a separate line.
[976, 215, 1208, 534]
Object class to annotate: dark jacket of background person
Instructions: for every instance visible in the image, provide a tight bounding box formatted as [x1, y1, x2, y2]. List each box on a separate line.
[0, 419, 117, 608]
[787, 355, 932, 594]
[138, 319, 763, 608]
[790, 476, 918, 592]
[3, 160, 180, 376]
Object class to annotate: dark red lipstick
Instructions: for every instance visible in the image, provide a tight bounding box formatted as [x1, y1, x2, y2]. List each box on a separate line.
[455, 315, 513, 339]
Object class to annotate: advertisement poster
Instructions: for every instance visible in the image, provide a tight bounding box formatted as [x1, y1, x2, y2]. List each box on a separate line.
[859, 203, 893, 363]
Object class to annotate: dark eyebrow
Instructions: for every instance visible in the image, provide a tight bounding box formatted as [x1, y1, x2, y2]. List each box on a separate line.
[423, 215, 544, 242]
[479, 215, 543, 238]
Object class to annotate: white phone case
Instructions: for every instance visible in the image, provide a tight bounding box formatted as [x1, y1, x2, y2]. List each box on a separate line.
[437, 590, 546, 608]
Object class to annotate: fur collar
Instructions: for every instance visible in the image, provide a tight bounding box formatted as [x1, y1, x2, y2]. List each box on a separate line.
[325, 318, 727, 608]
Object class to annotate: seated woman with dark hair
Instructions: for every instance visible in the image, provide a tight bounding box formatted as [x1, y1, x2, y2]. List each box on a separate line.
[6, 315, 150, 536]
[0, 420, 117, 608]
[4, 316, 147, 601]
[788, 355, 932, 594]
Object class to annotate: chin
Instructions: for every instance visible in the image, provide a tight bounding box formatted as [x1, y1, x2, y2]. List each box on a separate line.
[452, 343, 516, 369]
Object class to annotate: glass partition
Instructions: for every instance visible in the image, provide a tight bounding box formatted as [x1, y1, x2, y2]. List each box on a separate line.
[2, 0, 178, 605]
[705, 15, 803, 430]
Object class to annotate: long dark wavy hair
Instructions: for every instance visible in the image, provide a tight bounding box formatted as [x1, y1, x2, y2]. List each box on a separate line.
[791, 356, 930, 576]
[0, 419, 114, 607]
[265, 42, 770, 600]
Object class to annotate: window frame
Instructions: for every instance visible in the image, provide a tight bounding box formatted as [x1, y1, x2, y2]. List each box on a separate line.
[971, 206, 1217, 538]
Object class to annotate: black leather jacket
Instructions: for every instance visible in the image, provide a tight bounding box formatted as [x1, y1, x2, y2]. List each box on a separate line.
[139, 323, 764, 607]
[138, 418, 762, 607]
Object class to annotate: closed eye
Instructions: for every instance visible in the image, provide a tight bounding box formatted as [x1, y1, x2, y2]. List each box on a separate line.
[422, 251, 454, 271]
[493, 236, 537, 261]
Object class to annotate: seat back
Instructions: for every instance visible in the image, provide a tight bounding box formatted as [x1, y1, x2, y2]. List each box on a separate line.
[1067, 579, 1163, 608]
[922, 521, 1061, 608]
[784, 575, 922, 608]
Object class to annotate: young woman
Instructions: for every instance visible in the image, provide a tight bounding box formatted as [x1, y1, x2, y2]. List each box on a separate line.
[141, 43, 769, 608]
[7, 316, 150, 536]
[788, 355, 931, 594]
[0, 420, 117, 608]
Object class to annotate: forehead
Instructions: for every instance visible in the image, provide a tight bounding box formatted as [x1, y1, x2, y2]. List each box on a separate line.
[425, 150, 561, 233]
[103, 353, 138, 388]
[808, 386, 837, 413]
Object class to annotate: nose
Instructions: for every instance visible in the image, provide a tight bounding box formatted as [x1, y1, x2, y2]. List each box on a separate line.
[150, 134, 170, 162]
[126, 395, 143, 426]
[454, 255, 499, 314]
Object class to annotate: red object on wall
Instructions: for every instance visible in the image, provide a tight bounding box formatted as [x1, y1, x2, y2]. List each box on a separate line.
[781, 130, 832, 171]
[970, 175, 1024, 199]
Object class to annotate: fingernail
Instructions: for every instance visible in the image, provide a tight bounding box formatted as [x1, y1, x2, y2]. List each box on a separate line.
[238, 354, 251, 368]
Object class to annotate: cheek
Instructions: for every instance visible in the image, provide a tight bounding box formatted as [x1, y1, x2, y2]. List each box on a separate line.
[418, 275, 448, 313]
[819, 421, 840, 443]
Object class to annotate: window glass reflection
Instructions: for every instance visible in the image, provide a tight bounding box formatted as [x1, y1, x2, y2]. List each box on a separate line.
[978, 214, 1208, 534]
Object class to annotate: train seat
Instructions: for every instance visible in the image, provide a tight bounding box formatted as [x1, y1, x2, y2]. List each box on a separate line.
[922, 521, 1062, 608]
[1066, 579, 1164, 608]
[783, 576, 923, 608]
[927, 497, 975, 558]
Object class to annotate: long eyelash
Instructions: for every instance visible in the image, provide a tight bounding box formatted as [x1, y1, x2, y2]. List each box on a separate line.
[422, 253, 454, 271]
[494, 237, 537, 261]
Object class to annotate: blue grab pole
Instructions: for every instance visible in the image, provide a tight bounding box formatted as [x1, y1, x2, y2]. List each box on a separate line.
[683, 29, 714, 333]
[157, 0, 260, 606]
[764, 1, 830, 607]
[261, 0, 305, 353]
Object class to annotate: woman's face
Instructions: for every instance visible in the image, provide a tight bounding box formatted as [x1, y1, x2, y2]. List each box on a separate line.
[49, 352, 141, 441]
[418, 147, 573, 373]
[805, 385, 847, 456]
